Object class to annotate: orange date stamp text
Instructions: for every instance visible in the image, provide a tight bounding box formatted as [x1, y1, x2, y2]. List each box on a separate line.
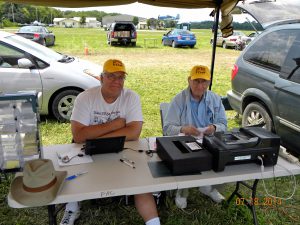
[235, 197, 282, 206]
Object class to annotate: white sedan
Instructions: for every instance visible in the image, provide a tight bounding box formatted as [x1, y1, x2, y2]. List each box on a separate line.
[210, 31, 252, 49]
[0, 31, 101, 121]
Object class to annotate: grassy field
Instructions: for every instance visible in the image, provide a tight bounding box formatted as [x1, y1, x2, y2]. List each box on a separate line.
[41, 27, 242, 143]
[0, 27, 299, 225]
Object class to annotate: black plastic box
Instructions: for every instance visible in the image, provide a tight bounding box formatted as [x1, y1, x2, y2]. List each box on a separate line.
[203, 127, 280, 172]
[156, 136, 213, 175]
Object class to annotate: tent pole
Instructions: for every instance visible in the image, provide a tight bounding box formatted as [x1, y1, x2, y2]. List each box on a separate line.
[209, 0, 222, 90]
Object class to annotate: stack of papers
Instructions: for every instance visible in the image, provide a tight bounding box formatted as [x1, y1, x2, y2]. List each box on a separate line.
[178, 126, 208, 143]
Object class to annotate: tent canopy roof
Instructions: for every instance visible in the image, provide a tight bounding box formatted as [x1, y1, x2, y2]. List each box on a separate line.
[6, 0, 235, 9]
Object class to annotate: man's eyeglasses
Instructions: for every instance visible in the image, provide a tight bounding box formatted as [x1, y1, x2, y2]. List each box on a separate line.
[103, 73, 126, 81]
[192, 79, 210, 86]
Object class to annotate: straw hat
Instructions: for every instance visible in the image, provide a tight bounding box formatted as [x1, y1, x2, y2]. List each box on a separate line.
[10, 159, 67, 206]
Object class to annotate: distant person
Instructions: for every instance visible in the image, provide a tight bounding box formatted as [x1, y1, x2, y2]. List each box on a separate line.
[235, 35, 246, 51]
[163, 65, 227, 208]
[60, 59, 160, 225]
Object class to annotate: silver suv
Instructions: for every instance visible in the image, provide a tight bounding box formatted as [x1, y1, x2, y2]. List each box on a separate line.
[107, 21, 137, 46]
[227, 22, 300, 155]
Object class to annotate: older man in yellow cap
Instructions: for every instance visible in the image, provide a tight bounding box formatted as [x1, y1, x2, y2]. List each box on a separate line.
[163, 65, 227, 208]
[60, 59, 160, 225]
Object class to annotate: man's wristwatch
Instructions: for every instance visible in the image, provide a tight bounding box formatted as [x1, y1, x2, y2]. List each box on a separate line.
[213, 124, 216, 131]
[211, 124, 216, 134]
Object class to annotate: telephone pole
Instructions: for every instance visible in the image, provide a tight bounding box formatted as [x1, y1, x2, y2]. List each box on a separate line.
[35, 7, 38, 21]
[11, 3, 15, 23]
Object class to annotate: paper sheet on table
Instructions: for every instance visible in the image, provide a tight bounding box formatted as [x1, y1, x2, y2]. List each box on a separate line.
[178, 126, 208, 144]
[57, 149, 93, 167]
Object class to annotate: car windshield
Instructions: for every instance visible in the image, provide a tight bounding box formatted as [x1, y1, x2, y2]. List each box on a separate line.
[178, 30, 192, 35]
[114, 24, 134, 31]
[6, 35, 62, 62]
[233, 31, 245, 36]
[18, 26, 42, 33]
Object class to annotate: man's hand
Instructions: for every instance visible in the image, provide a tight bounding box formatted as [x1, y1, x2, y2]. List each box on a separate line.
[181, 125, 200, 136]
[110, 118, 126, 129]
[71, 118, 126, 143]
[204, 124, 216, 135]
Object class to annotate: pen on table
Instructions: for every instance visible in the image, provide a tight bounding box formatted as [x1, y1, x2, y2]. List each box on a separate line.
[65, 171, 88, 181]
[56, 152, 62, 159]
[120, 159, 135, 169]
[122, 157, 135, 165]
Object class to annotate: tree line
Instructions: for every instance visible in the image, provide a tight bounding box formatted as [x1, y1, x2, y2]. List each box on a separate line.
[0, 2, 117, 27]
[191, 20, 263, 31]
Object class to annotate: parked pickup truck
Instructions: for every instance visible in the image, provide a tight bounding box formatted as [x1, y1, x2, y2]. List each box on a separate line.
[107, 21, 137, 46]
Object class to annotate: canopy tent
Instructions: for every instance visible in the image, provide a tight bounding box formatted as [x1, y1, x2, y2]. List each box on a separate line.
[6, 0, 237, 8]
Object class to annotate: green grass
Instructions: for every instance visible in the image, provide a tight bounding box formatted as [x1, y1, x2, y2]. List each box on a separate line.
[1, 27, 299, 225]
[44, 27, 239, 139]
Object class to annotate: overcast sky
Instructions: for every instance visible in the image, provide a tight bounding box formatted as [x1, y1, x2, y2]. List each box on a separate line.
[58, 2, 252, 22]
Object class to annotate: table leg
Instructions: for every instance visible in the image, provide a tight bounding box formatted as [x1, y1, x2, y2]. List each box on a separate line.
[48, 205, 57, 225]
[227, 179, 259, 225]
[47, 204, 65, 225]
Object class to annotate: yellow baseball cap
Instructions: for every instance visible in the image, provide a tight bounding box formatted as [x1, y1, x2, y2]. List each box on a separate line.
[103, 59, 127, 74]
[189, 65, 211, 81]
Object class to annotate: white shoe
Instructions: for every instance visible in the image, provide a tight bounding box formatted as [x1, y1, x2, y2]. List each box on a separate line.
[175, 195, 187, 209]
[199, 186, 225, 203]
[174, 189, 188, 209]
[207, 189, 225, 203]
[60, 209, 80, 225]
[199, 186, 212, 195]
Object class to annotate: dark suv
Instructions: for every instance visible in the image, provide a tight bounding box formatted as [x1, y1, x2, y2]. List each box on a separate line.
[227, 22, 300, 155]
[107, 21, 137, 46]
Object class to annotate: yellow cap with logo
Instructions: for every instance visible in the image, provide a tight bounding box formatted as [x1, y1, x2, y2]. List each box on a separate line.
[189, 65, 211, 81]
[103, 59, 127, 74]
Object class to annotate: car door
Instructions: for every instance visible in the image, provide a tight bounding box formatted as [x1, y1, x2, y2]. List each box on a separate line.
[164, 30, 172, 45]
[0, 41, 43, 108]
[275, 30, 300, 151]
[170, 30, 178, 44]
[43, 27, 52, 45]
[107, 24, 113, 43]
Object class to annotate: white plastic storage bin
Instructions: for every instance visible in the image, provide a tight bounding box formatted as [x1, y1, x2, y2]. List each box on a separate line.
[0, 92, 41, 172]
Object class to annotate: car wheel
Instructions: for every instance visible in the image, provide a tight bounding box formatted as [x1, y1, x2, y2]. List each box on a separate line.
[52, 37, 55, 46]
[222, 42, 227, 49]
[131, 42, 136, 47]
[172, 41, 177, 48]
[190, 45, 195, 48]
[51, 90, 81, 122]
[242, 102, 273, 131]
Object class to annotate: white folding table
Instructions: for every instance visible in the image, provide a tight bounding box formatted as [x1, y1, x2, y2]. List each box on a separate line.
[7, 139, 300, 225]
